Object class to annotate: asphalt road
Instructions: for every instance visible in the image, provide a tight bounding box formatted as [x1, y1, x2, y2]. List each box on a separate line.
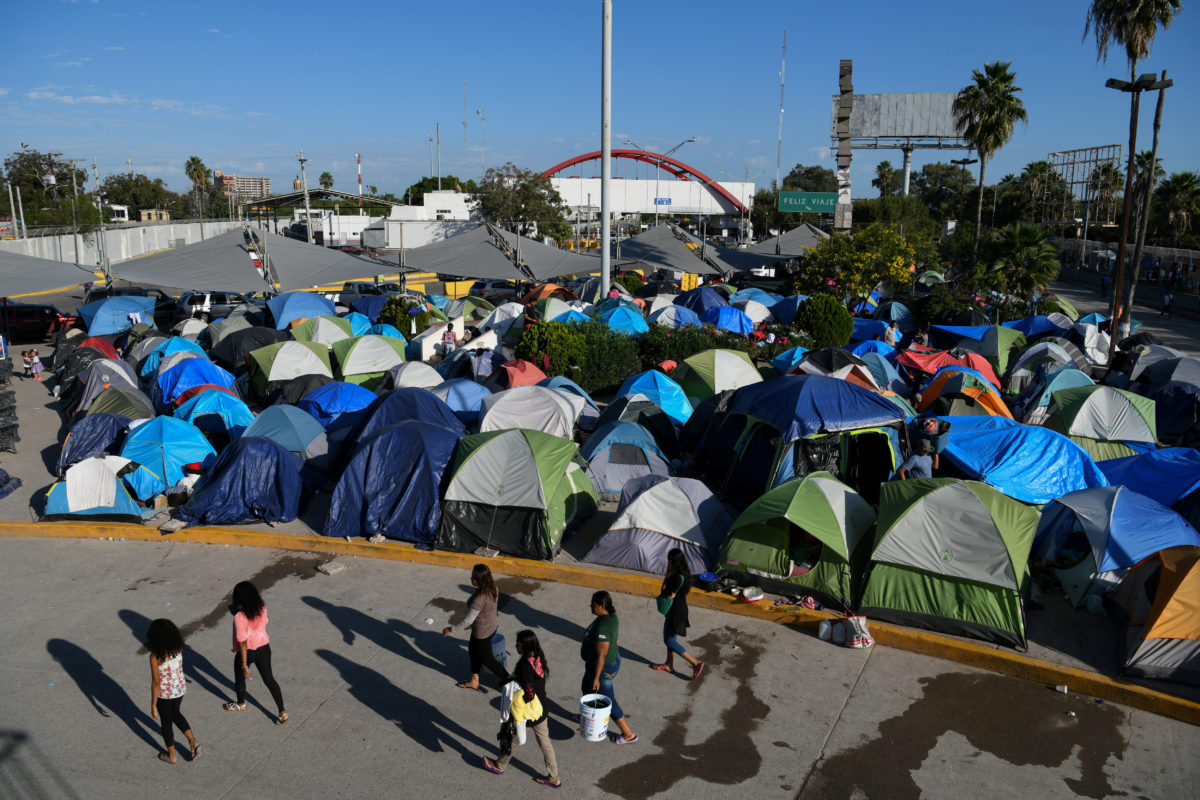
[0, 537, 1196, 800]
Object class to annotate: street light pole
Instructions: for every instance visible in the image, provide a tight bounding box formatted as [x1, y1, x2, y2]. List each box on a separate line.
[297, 150, 314, 245]
[623, 136, 694, 229]
[1105, 72, 1171, 364]
[951, 157, 977, 231]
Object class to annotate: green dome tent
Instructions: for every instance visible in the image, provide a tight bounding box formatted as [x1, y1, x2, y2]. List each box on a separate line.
[1043, 385, 1157, 462]
[247, 341, 333, 397]
[291, 315, 355, 349]
[717, 471, 875, 610]
[858, 478, 1040, 648]
[436, 429, 599, 561]
[672, 348, 763, 403]
[331, 335, 407, 390]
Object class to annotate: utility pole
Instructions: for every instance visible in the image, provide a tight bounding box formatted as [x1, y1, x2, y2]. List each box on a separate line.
[127, 155, 133, 178]
[297, 150, 314, 245]
[429, 132, 434, 180]
[436, 123, 442, 190]
[92, 157, 111, 286]
[463, 82, 469, 182]
[64, 157, 87, 262]
[600, 0, 612, 297]
[476, 107, 487, 180]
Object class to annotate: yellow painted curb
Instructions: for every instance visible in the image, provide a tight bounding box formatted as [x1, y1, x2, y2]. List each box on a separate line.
[3, 520, 1198, 726]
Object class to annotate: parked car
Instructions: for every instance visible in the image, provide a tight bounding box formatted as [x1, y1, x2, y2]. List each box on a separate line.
[1, 301, 79, 342]
[469, 279, 519, 303]
[325, 281, 400, 308]
[173, 291, 265, 323]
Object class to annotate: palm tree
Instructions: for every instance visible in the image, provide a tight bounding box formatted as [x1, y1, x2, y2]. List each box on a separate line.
[184, 156, 210, 219]
[872, 161, 896, 198]
[1130, 150, 1165, 234]
[1156, 172, 1200, 245]
[318, 171, 334, 190]
[992, 223, 1061, 298]
[1088, 162, 1124, 221]
[953, 61, 1028, 266]
[1084, 0, 1181, 332]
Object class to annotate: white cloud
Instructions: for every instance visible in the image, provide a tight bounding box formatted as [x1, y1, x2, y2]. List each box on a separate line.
[254, 162, 266, 171]
[150, 98, 227, 117]
[208, 28, 220, 33]
[26, 90, 133, 105]
[56, 60, 90, 68]
[245, 111, 267, 117]
[151, 98, 182, 111]
[0, 88, 9, 97]
[44, 50, 66, 59]
[809, 146, 832, 160]
[105, 46, 124, 51]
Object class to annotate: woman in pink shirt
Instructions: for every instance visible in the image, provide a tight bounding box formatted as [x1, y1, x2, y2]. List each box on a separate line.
[222, 581, 288, 724]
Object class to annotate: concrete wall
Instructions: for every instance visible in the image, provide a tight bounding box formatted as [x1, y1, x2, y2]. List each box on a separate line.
[0, 221, 241, 266]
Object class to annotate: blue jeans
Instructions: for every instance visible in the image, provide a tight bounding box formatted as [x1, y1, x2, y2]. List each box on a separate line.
[663, 620, 687, 656]
[581, 656, 623, 720]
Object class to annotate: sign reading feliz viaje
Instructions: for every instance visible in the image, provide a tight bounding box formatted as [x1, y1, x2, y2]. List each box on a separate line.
[778, 191, 838, 213]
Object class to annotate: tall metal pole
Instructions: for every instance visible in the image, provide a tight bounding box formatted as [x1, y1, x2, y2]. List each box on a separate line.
[357, 152, 363, 214]
[16, 187, 26, 238]
[1107, 84, 1143, 361]
[775, 30, 786, 193]
[476, 108, 487, 179]
[5, 182, 17, 239]
[298, 150, 314, 245]
[436, 123, 442, 190]
[463, 83, 469, 183]
[429, 133, 434, 179]
[599, 0, 612, 296]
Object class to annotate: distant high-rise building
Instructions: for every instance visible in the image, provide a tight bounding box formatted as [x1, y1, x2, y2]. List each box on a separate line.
[213, 171, 271, 200]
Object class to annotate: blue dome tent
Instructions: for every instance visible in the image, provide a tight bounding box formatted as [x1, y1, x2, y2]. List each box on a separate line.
[76, 296, 158, 336]
[268, 291, 336, 329]
[581, 421, 671, 500]
[342, 311, 372, 336]
[298, 381, 377, 430]
[351, 295, 389, 322]
[177, 437, 304, 525]
[120, 416, 216, 498]
[57, 413, 131, 476]
[354, 387, 467, 442]
[431, 379, 493, 424]
[600, 305, 650, 335]
[153, 359, 236, 409]
[675, 287, 727, 316]
[771, 346, 809, 375]
[138, 337, 208, 378]
[617, 370, 693, 424]
[701, 306, 754, 335]
[174, 388, 256, 439]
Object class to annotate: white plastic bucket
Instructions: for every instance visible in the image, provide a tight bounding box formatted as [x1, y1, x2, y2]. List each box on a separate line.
[491, 633, 507, 672]
[579, 693, 611, 742]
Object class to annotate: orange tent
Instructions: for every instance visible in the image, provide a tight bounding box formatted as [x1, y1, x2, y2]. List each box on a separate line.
[1114, 546, 1200, 685]
[520, 283, 579, 305]
[916, 369, 1013, 419]
[482, 359, 548, 392]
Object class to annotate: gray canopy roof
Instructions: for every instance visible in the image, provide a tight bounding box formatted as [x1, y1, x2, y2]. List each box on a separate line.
[116, 228, 390, 293]
[402, 225, 618, 282]
[747, 222, 829, 257]
[0, 249, 98, 297]
[608, 224, 728, 276]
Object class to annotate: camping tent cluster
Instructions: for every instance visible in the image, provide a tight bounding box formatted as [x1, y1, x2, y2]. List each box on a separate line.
[33, 226, 1200, 690]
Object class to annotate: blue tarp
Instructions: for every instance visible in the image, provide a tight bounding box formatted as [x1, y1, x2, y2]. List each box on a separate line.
[601, 305, 650, 335]
[424, 293, 450, 310]
[553, 309, 592, 325]
[1036, 486, 1200, 574]
[174, 388, 256, 438]
[139, 337, 207, 378]
[771, 295, 807, 325]
[850, 318, 888, 342]
[323, 420, 463, 544]
[617, 370, 693, 424]
[76, 296, 158, 336]
[354, 387, 467, 441]
[58, 413, 131, 474]
[1003, 315, 1069, 339]
[931, 324, 989, 342]
[847, 339, 896, 359]
[342, 311, 372, 336]
[430, 379, 493, 424]
[178, 437, 303, 525]
[771, 346, 809, 375]
[351, 295, 388, 322]
[268, 292, 336, 329]
[368, 323, 404, 339]
[154, 359, 235, 407]
[675, 287, 728, 316]
[938, 415, 1109, 504]
[730, 288, 782, 306]
[120, 416, 216, 496]
[1099, 447, 1200, 507]
[701, 306, 753, 335]
[297, 381, 377, 430]
[727, 374, 905, 442]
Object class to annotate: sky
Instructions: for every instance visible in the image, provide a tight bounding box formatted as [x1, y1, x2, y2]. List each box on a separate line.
[2, 0, 1198, 202]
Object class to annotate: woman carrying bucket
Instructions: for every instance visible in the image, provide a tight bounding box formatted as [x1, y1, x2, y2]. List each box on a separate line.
[579, 591, 637, 745]
[481, 630, 561, 787]
[652, 548, 704, 681]
[443, 564, 509, 691]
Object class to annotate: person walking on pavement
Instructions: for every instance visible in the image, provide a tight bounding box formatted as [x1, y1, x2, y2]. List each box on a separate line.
[1161, 291, 1174, 319]
[482, 630, 562, 788]
[651, 548, 704, 681]
[146, 618, 202, 764]
[580, 591, 637, 744]
[223, 581, 288, 725]
[443, 563, 509, 690]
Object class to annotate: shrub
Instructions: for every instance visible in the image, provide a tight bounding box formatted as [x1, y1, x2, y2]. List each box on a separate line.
[514, 321, 586, 378]
[613, 273, 645, 294]
[794, 295, 853, 348]
[380, 296, 432, 335]
[575, 321, 640, 393]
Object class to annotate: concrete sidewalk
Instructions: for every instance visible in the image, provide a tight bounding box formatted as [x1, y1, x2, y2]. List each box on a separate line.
[1, 537, 1196, 800]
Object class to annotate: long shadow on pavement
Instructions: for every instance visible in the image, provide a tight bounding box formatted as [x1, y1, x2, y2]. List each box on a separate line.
[45, 638, 161, 752]
[316, 649, 503, 770]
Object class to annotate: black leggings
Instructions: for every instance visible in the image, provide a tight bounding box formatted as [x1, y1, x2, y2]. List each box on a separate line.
[234, 643, 285, 711]
[155, 696, 191, 749]
[468, 634, 508, 680]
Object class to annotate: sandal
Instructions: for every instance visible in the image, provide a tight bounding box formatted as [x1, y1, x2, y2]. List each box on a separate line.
[456, 681, 482, 691]
[222, 702, 246, 712]
[482, 756, 505, 775]
[158, 752, 177, 764]
[191, 743, 203, 761]
[650, 664, 673, 673]
[612, 733, 638, 745]
[535, 776, 562, 788]
[691, 663, 705, 681]
[274, 711, 289, 726]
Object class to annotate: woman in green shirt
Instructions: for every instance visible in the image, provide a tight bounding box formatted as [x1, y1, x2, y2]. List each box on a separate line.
[579, 591, 637, 744]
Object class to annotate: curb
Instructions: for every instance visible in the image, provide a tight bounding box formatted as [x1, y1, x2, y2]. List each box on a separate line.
[3, 520, 1198, 727]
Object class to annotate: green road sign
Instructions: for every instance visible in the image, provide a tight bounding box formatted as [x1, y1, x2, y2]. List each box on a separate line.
[778, 192, 838, 213]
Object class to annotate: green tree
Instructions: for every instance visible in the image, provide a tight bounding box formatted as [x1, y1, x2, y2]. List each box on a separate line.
[793, 294, 853, 348]
[788, 222, 916, 299]
[1155, 172, 1200, 246]
[473, 162, 571, 241]
[1, 148, 91, 228]
[871, 160, 901, 198]
[782, 163, 837, 192]
[1131, 151, 1165, 234]
[318, 171, 334, 190]
[402, 175, 478, 205]
[184, 155, 210, 218]
[101, 173, 187, 220]
[910, 162, 976, 223]
[987, 223, 1061, 298]
[952, 61, 1029, 265]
